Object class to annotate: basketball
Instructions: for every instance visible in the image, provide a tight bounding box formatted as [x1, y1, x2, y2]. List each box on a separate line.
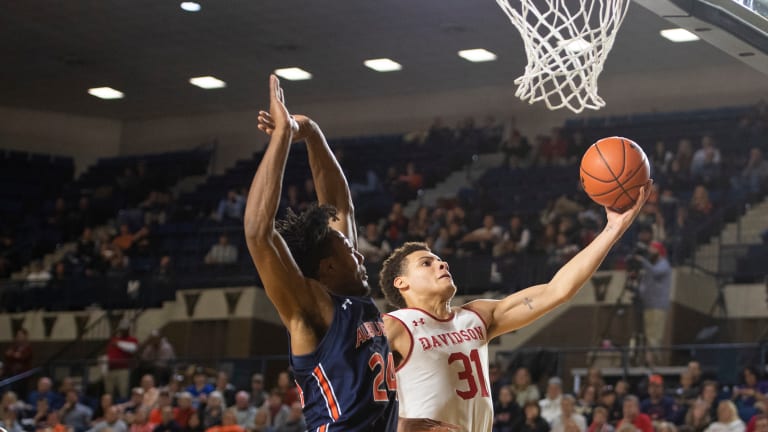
[579, 136, 650, 212]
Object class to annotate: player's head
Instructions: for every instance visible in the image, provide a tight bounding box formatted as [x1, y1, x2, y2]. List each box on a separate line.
[379, 242, 455, 309]
[277, 203, 369, 296]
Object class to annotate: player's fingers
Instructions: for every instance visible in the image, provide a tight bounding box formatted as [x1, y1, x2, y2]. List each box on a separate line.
[270, 75, 278, 100]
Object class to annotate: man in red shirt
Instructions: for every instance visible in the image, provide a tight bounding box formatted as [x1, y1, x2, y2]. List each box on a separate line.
[617, 395, 654, 432]
[106, 320, 138, 399]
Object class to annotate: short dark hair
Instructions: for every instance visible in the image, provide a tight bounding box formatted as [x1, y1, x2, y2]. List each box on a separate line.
[276, 203, 338, 278]
[379, 242, 430, 309]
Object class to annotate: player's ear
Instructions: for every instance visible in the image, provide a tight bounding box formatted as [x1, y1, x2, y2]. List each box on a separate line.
[394, 276, 407, 290]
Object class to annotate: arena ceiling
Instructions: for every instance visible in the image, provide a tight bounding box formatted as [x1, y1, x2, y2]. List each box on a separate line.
[0, 0, 763, 119]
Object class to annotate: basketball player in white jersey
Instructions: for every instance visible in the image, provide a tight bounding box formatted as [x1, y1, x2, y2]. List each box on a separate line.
[380, 183, 651, 432]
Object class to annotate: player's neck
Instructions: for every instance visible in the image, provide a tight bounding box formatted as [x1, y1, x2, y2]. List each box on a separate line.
[408, 297, 452, 319]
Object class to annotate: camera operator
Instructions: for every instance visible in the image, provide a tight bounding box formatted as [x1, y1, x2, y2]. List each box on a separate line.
[633, 241, 672, 365]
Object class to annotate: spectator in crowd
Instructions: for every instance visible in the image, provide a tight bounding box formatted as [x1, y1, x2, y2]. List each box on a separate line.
[153, 406, 181, 432]
[599, 389, 623, 425]
[705, 401, 745, 432]
[634, 242, 672, 365]
[683, 399, 713, 432]
[641, 375, 678, 423]
[93, 393, 115, 423]
[149, 390, 174, 425]
[3, 328, 32, 394]
[675, 371, 700, 409]
[59, 390, 93, 432]
[461, 214, 503, 255]
[186, 369, 214, 406]
[174, 393, 196, 429]
[489, 364, 511, 404]
[139, 332, 176, 386]
[105, 320, 138, 400]
[41, 409, 68, 432]
[276, 402, 306, 432]
[585, 368, 605, 392]
[541, 377, 565, 424]
[577, 385, 597, 425]
[112, 225, 149, 253]
[118, 387, 145, 415]
[25, 261, 51, 288]
[731, 148, 768, 196]
[131, 407, 157, 432]
[700, 381, 722, 420]
[500, 125, 532, 168]
[398, 161, 424, 192]
[551, 395, 587, 432]
[28, 377, 60, 411]
[384, 202, 409, 246]
[750, 414, 768, 432]
[215, 190, 246, 222]
[248, 374, 267, 409]
[733, 367, 768, 421]
[512, 368, 541, 406]
[675, 139, 694, 177]
[618, 395, 654, 432]
[513, 401, 552, 432]
[262, 390, 288, 429]
[357, 223, 392, 264]
[88, 406, 127, 432]
[32, 396, 52, 428]
[204, 235, 238, 266]
[0, 405, 23, 432]
[274, 372, 298, 407]
[588, 406, 614, 432]
[202, 391, 224, 429]
[138, 375, 159, 412]
[214, 372, 236, 408]
[652, 140, 675, 175]
[232, 392, 255, 430]
[494, 385, 521, 432]
[251, 408, 271, 432]
[204, 409, 243, 432]
[407, 207, 432, 241]
[688, 186, 713, 227]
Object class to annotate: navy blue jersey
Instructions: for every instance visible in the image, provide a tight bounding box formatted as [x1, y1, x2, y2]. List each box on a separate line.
[290, 294, 397, 432]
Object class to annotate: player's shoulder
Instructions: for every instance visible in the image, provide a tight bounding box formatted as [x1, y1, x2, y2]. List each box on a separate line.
[458, 300, 493, 329]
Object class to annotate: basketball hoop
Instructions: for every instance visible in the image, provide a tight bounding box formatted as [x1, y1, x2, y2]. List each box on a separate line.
[495, 0, 631, 113]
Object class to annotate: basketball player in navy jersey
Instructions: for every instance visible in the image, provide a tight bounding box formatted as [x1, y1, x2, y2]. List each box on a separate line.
[245, 75, 397, 431]
[380, 184, 651, 431]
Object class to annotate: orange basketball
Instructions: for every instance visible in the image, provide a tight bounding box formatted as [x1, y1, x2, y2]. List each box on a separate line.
[580, 136, 650, 212]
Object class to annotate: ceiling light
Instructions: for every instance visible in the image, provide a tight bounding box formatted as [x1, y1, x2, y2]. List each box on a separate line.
[364, 58, 402, 72]
[180, 2, 201, 12]
[558, 38, 592, 53]
[458, 48, 497, 62]
[274, 67, 312, 81]
[660, 28, 700, 42]
[189, 76, 226, 89]
[87, 87, 124, 100]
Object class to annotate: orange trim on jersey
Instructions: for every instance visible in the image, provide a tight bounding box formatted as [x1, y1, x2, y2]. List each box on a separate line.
[383, 313, 414, 372]
[313, 365, 341, 421]
[402, 307, 455, 322]
[461, 305, 489, 333]
[317, 424, 328, 432]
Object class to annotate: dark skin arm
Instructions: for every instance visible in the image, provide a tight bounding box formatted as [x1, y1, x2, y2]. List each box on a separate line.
[244, 76, 333, 355]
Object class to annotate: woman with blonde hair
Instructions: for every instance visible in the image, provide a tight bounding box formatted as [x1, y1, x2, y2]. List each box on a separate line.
[704, 401, 745, 432]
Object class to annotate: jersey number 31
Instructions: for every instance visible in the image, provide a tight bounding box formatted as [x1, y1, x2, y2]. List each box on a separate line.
[369, 352, 397, 402]
[449, 348, 489, 400]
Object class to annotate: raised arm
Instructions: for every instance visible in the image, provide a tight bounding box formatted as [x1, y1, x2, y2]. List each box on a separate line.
[466, 183, 652, 340]
[257, 113, 356, 246]
[245, 76, 330, 331]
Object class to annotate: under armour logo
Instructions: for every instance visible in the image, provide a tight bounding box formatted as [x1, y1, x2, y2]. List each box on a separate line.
[342, 299, 352, 310]
[412, 318, 425, 326]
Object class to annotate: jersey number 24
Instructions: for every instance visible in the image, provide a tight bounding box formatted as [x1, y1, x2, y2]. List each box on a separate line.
[368, 352, 397, 402]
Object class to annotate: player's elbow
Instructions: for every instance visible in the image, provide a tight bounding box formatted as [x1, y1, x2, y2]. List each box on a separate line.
[243, 217, 273, 245]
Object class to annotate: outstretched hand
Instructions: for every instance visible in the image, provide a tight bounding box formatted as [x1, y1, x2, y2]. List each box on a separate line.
[264, 74, 297, 134]
[604, 180, 653, 234]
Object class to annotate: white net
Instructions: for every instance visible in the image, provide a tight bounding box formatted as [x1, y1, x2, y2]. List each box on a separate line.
[495, 0, 631, 113]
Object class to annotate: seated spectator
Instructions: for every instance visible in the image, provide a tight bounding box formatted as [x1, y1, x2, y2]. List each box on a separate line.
[202, 392, 224, 429]
[153, 406, 181, 432]
[0, 405, 23, 432]
[513, 401, 551, 432]
[684, 399, 713, 432]
[461, 214, 503, 255]
[585, 368, 605, 392]
[186, 369, 214, 406]
[141, 191, 172, 226]
[32, 397, 53, 428]
[275, 372, 299, 407]
[500, 125, 532, 168]
[546, 233, 580, 274]
[174, 393, 196, 429]
[691, 135, 721, 177]
[688, 186, 713, 227]
[599, 389, 623, 425]
[112, 224, 149, 253]
[262, 390, 289, 429]
[59, 390, 93, 432]
[675, 371, 700, 409]
[577, 385, 598, 424]
[357, 223, 392, 264]
[117, 387, 145, 415]
[231, 392, 255, 430]
[40, 410, 68, 432]
[675, 139, 694, 177]
[28, 377, 61, 411]
[733, 367, 768, 421]
[749, 414, 768, 432]
[540, 377, 564, 424]
[215, 190, 245, 222]
[384, 203, 409, 247]
[130, 408, 157, 432]
[700, 381, 722, 420]
[251, 408, 271, 432]
[249, 374, 267, 409]
[204, 236, 238, 266]
[278, 402, 306, 432]
[512, 368, 541, 406]
[494, 385, 521, 432]
[407, 207, 432, 241]
[93, 394, 115, 423]
[617, 395, 653, 432]
[88, 406, 127, 432]
[214, 373, 236, 408]
[203, 409, 244, 432]
[184, 412, 204, 432]
[588, 406, 614, 432]
[641, 375, 678, 423]
[731, 148, 768, 196]
[551, 395, 587, 432]
[149, 391, 174, 425]
[398, 161, 424, 192]
[705, 401, 745, 432]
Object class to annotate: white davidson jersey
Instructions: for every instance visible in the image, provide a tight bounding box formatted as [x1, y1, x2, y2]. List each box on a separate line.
[386, 307, 493, 432]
